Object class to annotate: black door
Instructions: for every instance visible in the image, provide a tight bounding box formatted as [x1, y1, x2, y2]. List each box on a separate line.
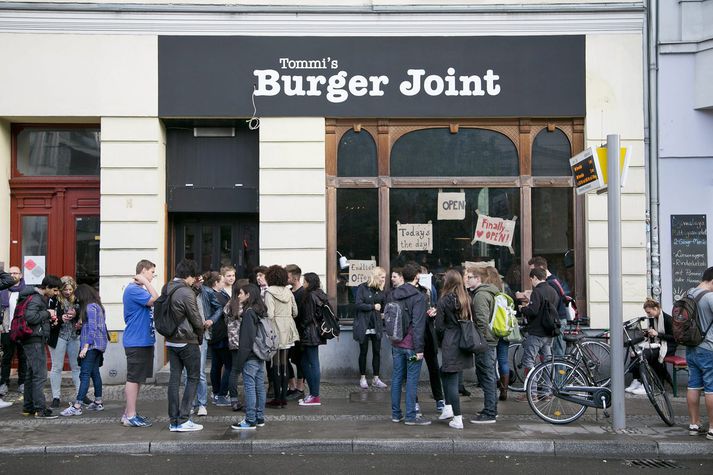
[171, 213, 258, 278]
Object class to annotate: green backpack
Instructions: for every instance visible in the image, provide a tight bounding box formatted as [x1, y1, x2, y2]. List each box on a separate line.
[489, 292, 517, 338]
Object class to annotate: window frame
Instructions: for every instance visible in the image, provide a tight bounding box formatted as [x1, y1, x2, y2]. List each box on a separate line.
[326, 118, 586, 310]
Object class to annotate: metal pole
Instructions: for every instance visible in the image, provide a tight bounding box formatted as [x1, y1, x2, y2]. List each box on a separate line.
[607, 133, 625, 430]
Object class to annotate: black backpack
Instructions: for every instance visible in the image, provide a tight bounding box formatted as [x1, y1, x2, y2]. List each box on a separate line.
[153, 285, 182, 338]
[317, 301, 340, 340]
[672, 290, 712, 347]
[540, 298, 561, 337]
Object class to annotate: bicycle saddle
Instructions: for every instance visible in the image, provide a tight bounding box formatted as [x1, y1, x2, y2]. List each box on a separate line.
[563, 333, 586, 343]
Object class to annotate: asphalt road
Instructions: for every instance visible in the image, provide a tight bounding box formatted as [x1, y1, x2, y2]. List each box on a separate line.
[1, 454, 711, 474]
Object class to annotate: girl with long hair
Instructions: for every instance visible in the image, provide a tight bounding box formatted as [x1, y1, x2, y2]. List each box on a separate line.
[434, 269, 473, 429]
[354, 267, 387, 389]
[297, 273, 329, 406]
[49, 276, 81, 408]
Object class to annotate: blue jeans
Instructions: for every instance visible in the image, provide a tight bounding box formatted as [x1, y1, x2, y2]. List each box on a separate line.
[49, 336, 81, 399]
[474, 347, 498, 417]
[301, 345, 320, 397]
[182, 339, 208, 407]
[391, 346, 423, 421]
[76, 349, 102, 403]
[496, 338, 509, 377]
[243, 358, 266, 424]
[686, 346, 713, 394]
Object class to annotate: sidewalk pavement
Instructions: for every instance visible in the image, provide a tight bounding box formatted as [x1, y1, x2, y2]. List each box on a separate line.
[0, 381, 710, 458]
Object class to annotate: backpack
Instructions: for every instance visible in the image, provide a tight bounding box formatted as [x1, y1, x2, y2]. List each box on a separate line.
[540, 298, 561, 337]
[489, 292, 517, 338]
[672, 289, 712, 347]
[9, 295, 34, 343]
[153, 285, 182, 339]
[317, 301, 340, 340]
[252, 315, 279, 361]
[383, 299, 410, 343]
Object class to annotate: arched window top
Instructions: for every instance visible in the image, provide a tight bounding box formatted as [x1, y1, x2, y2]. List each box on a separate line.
[390, 128, 518, 177]
[337, 129, 377, 177]
[531, 128, 571, 176]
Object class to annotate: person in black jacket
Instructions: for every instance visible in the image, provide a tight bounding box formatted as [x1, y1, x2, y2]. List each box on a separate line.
[354, 267, 387, 389]
[0, 271, 17, 291]
[232, 283, 268, 430]
[19, 275, 62, 419]
[296, 273, 329, 406]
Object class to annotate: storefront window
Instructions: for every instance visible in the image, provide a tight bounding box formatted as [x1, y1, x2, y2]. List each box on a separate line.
[532, 128, 571, 176]
[532, 187, 574, 293]
[337, 129, 377, 177]
[16, 128, 100, 176]
[391, 128, 519, 177]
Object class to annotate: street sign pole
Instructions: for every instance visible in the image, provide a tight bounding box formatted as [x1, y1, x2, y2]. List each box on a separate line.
[607, 133, 625, 430]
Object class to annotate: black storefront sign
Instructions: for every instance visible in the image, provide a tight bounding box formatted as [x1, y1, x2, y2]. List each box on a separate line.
[671, 214, 708, 301]
[159, 36, 585, 118]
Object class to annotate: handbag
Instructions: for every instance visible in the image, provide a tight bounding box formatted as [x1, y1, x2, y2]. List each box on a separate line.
[505, 323, 523, 343]
[458, 318, 489, 354]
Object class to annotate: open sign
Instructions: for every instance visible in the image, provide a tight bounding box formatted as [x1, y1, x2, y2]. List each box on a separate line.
[437, 192, 466, 220]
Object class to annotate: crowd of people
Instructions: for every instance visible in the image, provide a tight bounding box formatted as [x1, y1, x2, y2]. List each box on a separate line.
[1, 260, 712, 440]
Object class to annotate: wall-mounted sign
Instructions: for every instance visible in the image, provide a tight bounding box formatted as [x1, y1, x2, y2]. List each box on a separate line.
[570, 146, 630, 195]
[347, 260, 376, 287]
[671, 214, 708, 301]
[397, 221, 433, 253]
[159, 36, 585, 118]
[23, 256, 46, 285]
[437, 192, 466, 220]
[471, 213, 516, 253]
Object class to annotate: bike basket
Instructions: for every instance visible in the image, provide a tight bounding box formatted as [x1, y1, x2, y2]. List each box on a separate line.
[623, 326, 646, 346]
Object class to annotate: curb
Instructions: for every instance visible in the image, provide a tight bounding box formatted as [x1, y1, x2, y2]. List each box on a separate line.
[1, 439, 710, 457]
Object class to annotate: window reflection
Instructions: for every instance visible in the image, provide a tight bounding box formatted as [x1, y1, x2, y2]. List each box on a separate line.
[337, 129, 377, 177]
[17, 128, 100, 176]
[532, 128, 571, 176]
[532, 187, 574, 293]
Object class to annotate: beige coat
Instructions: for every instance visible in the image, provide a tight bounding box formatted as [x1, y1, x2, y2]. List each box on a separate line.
[264, 285, 299, 349]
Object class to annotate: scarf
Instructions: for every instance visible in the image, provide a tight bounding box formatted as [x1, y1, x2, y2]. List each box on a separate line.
[0, 278, 26, 308]
[656, 311, 667, 364]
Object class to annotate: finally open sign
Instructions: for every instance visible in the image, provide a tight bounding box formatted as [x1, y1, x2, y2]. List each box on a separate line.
[471, 213, 516, 253]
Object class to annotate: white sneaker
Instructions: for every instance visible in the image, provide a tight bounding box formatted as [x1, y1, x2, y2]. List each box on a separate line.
[0, 383, 8, 396]
[438, 404, 454, 420]
[631, 386, 647, 396]
[0, 398, 12, 409]
[359, 377, 368, 389]
[197, 405, 208, 416]
[625, 379, 642, 393]
[372, 377, 387, 389]
[169, 420, 203, 432]
[449, 415, 464, 429]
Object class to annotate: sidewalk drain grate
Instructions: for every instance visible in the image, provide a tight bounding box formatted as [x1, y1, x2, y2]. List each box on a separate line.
[624, 459, 684, 469]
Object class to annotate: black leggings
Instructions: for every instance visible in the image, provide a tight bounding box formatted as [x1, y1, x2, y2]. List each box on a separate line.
[424, 329, 444, 401]
[441, 370, 461, 416]
[270, 349, 289, 401]
[358, 334, 382, 376]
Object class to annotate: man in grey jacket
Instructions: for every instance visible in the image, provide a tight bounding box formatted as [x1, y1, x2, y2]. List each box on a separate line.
[164, 259, 205, 432]
[19, 275, 62, 419]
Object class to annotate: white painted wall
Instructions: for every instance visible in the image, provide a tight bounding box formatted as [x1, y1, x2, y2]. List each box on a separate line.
[584, 33, 648, 328]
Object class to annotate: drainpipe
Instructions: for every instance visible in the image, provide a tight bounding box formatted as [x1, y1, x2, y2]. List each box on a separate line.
[644, 0, 661, 299]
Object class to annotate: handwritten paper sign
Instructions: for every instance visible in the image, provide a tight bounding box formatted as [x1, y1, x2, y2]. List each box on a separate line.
[471, 213, 516, 253]
[437, 192, 466, 220]
[23, 255, 46, 285]
[348, 260, 376, 287]
[397, 221, 433, 253]
[463, 260, 495, 270]
[671, 215, 707, 301]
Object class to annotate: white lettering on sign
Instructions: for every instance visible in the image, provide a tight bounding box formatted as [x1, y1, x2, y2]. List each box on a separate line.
[471, 213, 517, 254]
[437, 192, 466, 220]
[347, 260, 376, 287]
[397, 221, 433, 253]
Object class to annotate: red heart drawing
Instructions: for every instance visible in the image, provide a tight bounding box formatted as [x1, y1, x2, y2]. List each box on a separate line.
[476, 230, 484, 238]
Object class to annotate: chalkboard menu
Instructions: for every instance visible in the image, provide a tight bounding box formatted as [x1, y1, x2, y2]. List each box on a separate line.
[671, 214, 708, 301]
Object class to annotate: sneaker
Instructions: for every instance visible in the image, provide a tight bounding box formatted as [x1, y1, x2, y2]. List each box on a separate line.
[404, 417, 431, 426]
[214, 395, 231, 407]
[372, 377, 387, 389]
[123, 415, 151, 428]
[35, 409, 58, 419]
[631, 386, 647, 396]
[625, 379, 642, 393]
[438, 405, 454, 420]
[17, 384, 24, 394]
[449, 415, 464, 429]
[286, 389, 305, 401]
[707, 431, 713, 441]
[256, 418, 266, 427]
[197, 405, 208, 417]
[231, 419, 256, 430]
[136, 414, 152, 426]
[50, 398, 60, 409]
[169, 420, 203, 432]
[689, 424, 707, 436]
[436, 399, 445, 412]
[470, 413, 497, 424]
[86, 402, 104, 411]
[299, 395, 321, 406]
[0, 383, 8, 396]
[391, 416, 404, 423]
[359, 377, 369, 389]
[60, 404, 82, 417]
[0, 399, 12, 409]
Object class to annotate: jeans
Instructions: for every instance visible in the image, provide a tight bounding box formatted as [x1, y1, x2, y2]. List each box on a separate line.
[424, 327, 444, 401]
[243, 358, 266, 424]
[552, 319, 569, 357]
[496, 338, 510, 377]
[21, 341, 47, 412]
[686, 346, 713, 393]
[440, 370, 461, 415]
[182, 339, 208, 407]
[210, 345, 232, 397]
[358, 334, 381, 376]
[0, 332, 26, 385]
[76, 349, 102, 403]
[521, 334, 553, 369]
[168, 344, 201, 426]
[49, 336, 81, 399]
[229, 350, 241, 400]
[301, 345, 321, 397]
[391, 346, 423, 421]
[474, 347, 498, 417]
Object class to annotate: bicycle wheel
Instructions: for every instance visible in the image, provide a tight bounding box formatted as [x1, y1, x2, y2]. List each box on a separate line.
[579, 340, 611, 386]
[640, 359, 675, 426]
[508, 343, 525, 392]
[526, 360, 589, 424]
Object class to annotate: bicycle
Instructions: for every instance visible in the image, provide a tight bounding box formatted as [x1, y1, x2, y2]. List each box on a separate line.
[524, 316, 674, 426]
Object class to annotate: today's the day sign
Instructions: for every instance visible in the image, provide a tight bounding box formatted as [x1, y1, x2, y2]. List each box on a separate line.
[397, 221, 433, 253]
